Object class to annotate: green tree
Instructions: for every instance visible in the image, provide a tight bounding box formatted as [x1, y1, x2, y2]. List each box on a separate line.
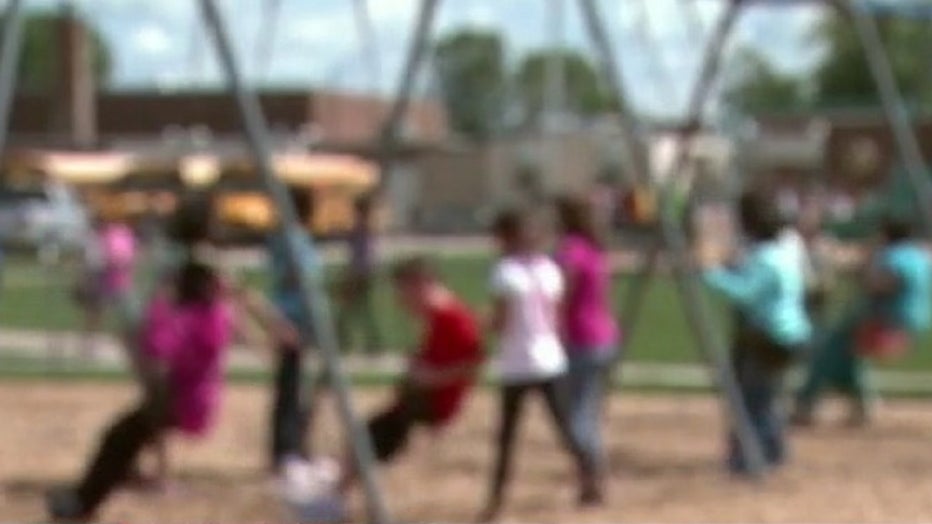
[432, 29, 506, 140]
[722, 47, 808, 114]
[810, 13, 931, 108]
[18, 10, 112, 92]
[515, 48, 615, 124]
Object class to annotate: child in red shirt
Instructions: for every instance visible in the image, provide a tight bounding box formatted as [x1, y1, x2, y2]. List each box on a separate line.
[338, 256, 483, 490]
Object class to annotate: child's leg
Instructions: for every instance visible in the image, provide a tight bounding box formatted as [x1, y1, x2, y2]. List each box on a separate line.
[840, 350, 875, 424]
[337, 277, 360, 354]
[566, 353, 610, 473]
[482, 384, 529, 520]
[338, 398, 416, 493]
[81, 305, 103, 359]
[539, 377, 603, 503]
[360, 283, 383, 356]
[795, 316, 859, 420]
[51, 402, 167, 518]
[270, 349, 309, 470]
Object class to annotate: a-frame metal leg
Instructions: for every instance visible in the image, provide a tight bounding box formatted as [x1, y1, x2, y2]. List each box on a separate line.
[579, 0, 768, 477]
[838, 0, 932, 235]
[0, 0, 25, 153]
[196, 2, 391, 523]
[376, 0, 442, 180]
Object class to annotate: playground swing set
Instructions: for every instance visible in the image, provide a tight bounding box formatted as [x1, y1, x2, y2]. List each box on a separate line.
[2, 1, 932, 523]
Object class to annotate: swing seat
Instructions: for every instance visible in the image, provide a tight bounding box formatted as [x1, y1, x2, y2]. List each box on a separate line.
[856, 320, 911, 361]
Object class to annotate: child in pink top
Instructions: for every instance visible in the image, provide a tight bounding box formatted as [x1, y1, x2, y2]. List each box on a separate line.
[100, 222, 137, 299]
[557, 234, 619, 351]
[554, 195, 619, 499]
[140, 269, 232, 436]
[48, 258, 234, 521]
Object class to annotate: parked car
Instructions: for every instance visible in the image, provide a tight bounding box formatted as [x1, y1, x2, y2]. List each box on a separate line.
[0, 181, 90, 256]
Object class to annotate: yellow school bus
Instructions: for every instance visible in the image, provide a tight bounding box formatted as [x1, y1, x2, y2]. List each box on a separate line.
[3, 149, 380, 241]
[212, 152, 379, 240]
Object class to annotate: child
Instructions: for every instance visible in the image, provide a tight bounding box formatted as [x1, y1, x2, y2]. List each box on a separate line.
[337, 194, 383, 357]
[47, 257, 234, 520]
[554, 195, 617, 492]
[794, 217, 931, 426]
[703, 191, 812, 474]
[267, 189, 320, 471]
[480, 209, 601, 522]
[336, 256, 483, 493]
[74, 217, 138, 358]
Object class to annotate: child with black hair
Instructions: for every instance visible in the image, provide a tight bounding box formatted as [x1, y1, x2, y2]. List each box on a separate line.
[337, 194, 383, 356]
[794, 217, 931, 426]
[47, 196, 296, 520]
[480, 209, 602, 522]
[703, 191, 812, 474]
[47, 256, 233, 521]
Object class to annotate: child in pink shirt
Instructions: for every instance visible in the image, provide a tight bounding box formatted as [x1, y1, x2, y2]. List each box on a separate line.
[100, 222, 137, 299]
[554, 195, 619, 501]
[48, 258, 234, 520]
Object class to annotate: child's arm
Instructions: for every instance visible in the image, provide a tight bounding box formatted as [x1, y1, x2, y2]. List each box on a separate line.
[228, 282, 300, 348]
[703, 257, 774, 307]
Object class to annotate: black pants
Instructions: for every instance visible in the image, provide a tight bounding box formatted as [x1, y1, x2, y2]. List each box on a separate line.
[367, 383, 432, 462]
[72, 389, 170, 515]
[270, 348, 311, 468]
[487, 377, 597, 508]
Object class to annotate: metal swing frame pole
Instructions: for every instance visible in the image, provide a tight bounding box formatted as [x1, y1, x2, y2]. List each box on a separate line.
[351, 0, 382, 96]
[0, 0, 25, 153]
[196, 2, 391, 523]
[580, 0, 768, 477]
[837, 0, 932, 235]
[376, 0, 441, 192]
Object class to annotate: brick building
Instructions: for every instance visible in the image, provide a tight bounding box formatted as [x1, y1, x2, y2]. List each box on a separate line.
[746, 109, 932, 194]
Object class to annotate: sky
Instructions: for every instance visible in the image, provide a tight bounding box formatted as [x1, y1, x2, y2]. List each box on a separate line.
[25, 0, 830, 118]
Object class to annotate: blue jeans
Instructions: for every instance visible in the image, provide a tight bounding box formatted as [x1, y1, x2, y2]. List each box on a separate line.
[566, 347, 615, 474]
[728, 337, 790, 474]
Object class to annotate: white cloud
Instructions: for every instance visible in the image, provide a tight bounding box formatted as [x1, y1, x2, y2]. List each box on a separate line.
[82, 0, 822, 117]
[131, 24, 172, 55]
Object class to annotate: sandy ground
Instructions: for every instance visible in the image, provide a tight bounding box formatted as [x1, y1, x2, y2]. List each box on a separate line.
[3, 382, 932, 523]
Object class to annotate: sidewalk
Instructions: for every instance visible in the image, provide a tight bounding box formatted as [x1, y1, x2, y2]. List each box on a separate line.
[2, 328, 932, 395]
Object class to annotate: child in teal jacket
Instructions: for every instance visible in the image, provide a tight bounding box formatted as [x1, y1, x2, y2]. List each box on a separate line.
[704, 192, 812, 474]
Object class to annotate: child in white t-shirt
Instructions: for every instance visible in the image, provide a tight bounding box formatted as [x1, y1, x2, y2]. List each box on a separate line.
[479, 209, 602, 522]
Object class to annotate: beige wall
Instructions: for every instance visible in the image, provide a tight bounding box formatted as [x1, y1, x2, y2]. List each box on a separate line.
[410, 131, 624, 232]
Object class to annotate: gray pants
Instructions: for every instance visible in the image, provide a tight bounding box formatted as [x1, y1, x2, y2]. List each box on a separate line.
[566, 348, 614, 473]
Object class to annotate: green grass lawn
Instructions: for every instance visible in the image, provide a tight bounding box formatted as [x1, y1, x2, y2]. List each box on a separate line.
[2, 253, 932, 372]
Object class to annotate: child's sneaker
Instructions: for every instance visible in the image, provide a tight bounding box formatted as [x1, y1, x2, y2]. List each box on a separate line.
[278, 455, 347, 523]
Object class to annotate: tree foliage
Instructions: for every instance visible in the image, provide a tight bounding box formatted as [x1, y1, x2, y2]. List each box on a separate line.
[432, 29, 506, 140]
[722, 47, 808, 114]
[18, 10, 112, 92]
[515, 48, 615, 125]
[810, 13, 931, 108]
[431, 28, 618, 139]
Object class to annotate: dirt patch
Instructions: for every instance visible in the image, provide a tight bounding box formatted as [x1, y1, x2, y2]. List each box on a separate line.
[3, 382, 932, 523]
